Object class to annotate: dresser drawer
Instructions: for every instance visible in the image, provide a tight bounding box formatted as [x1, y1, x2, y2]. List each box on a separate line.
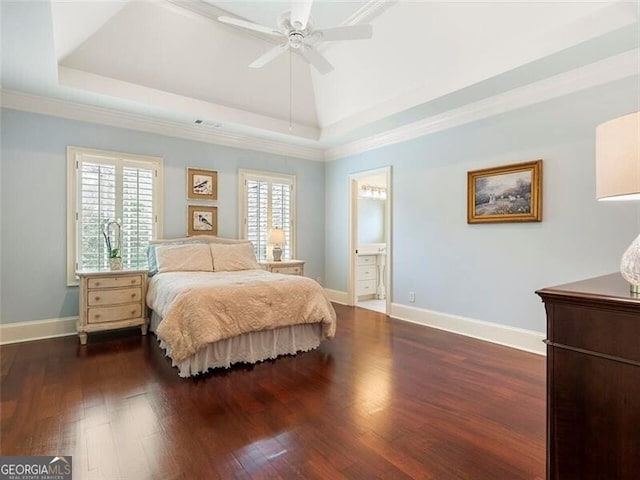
[358, 266, 376, 280]
[271, 265, 302, 275]
[357, 255, 376, 266]
[87, 287, 142, 307]
[551, 303, 640, 363]
[88, 275, 142, 289]
[357, 279, 376, 296]
[87, 304, 143, 324]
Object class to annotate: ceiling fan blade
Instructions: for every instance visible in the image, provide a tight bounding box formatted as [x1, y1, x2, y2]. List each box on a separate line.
[249, 44, 289, 68]
[318, 24, 373, 41]
[218, 16, 281, 36]
[300, 45, 334, 75]
[290, 0, 313, 30]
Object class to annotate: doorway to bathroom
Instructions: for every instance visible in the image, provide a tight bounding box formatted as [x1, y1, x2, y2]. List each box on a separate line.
[348, 167, 391, 314]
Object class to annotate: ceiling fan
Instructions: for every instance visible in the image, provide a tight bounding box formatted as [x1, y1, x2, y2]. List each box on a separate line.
[218, 0, 373, 75]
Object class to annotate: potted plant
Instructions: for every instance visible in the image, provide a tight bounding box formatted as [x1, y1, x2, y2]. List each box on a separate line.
[103, 219, 122, 270]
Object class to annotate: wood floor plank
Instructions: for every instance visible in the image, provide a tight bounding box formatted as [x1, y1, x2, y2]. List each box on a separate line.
[0, 304, 545, 479]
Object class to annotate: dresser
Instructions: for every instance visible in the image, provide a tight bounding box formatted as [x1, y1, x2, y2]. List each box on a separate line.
[259, 260, 305, 276]
[356, 254, 378, 299]
[536, 273, 640, 480]
[76, 269, 148, 344]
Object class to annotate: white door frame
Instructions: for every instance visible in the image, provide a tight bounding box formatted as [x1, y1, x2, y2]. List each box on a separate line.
[348, 166, 392, 313]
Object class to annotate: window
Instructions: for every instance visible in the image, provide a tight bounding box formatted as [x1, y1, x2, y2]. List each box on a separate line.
[67, 147, 163, 284]
[239, 169, 296, 261]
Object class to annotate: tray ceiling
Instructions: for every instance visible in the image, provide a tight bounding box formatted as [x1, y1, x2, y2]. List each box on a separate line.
[1, 0, 638, 157]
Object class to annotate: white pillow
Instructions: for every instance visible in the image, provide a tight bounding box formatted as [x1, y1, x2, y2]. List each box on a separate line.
[156, 243, 214, 273]
[210, 243, 260, 272]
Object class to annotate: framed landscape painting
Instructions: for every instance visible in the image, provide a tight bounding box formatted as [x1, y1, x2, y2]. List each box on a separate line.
[187, 205, 218, 236]
[187, 168, 218, 201]
[467, 160, 542, 224]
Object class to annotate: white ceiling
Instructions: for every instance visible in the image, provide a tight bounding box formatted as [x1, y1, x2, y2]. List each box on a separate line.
[1, 1, 639, 159]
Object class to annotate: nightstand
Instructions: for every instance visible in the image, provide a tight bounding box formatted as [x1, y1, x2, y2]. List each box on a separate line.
[76, 269, 148, 345]
[259, 260, 305, 276]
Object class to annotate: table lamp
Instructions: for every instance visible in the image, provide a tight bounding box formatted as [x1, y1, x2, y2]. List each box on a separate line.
[596, 111, 640, 293]
[268, 227, 286, 262]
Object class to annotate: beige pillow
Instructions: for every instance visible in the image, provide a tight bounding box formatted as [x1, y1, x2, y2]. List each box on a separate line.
[156, 243, 214, 273]
[210, 243, 260, 271]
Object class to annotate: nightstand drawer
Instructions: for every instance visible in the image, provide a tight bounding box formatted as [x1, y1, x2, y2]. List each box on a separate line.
[357, 279, 376, 296]
[358, 266, 376, 280]
[260, 260, 305, 276]
[87, 287, 142, 307]
[357, 255, 376, 266]
[88, 304, 143, 324]
[271, 265, 302, 275]
[88, 275, 142, 289]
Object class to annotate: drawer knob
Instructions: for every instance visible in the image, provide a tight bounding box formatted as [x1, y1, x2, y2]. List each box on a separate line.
[94, 296, 100, 301]
[131, 279, 136, 284]
[94, 314, 100, 319]
[131, 293, 136, 298]
[95, 282, 101, 287]
[131, 310, 136, 315]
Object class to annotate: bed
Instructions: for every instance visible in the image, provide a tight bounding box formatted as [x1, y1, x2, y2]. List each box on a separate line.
[146, 236, 336, 377]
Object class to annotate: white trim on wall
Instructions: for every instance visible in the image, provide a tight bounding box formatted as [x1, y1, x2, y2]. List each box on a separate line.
[0, 301, 545, 354]
[323, 290, 545, 355]
[324, 289, 349, 305]
[1, 48, 636, 164]
[391, 303, 546, 356]
[324, 49, 640, 161]
[0, 317, 78, 345]
[0, 89, 325, 162]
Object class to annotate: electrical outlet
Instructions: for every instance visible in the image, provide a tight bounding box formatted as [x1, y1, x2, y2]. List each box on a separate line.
[409, 291, 415, 303]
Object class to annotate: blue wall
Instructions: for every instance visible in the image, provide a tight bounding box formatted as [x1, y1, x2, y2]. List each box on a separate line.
[325, 77, 640, 332]
[0, 109, 326, 323]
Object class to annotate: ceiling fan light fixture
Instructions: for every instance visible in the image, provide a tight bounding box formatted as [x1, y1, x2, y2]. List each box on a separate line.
[289, 32, 304, 49]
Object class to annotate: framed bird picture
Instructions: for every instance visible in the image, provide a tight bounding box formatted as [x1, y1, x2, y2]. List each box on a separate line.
[187, 168, 218, 201]
[187, 205, 218, 236]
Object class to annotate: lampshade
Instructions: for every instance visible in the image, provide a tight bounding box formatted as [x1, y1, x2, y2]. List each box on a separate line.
[596, 111, 640, 294]
[596, 111, 640, 201]
[268, 228, 286, 245]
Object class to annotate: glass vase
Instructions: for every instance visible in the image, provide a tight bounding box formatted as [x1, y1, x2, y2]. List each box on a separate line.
[620, 233, 640, 293]
[109, 257, 122, 271]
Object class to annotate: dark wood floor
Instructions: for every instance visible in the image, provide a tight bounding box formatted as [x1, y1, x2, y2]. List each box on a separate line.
[1, 304, 546, 479]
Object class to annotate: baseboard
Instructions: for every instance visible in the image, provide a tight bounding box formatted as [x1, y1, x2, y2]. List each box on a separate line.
[324, 289, 349, 305]
[0, 317, 78, 345]
[390, 303, 546, 356]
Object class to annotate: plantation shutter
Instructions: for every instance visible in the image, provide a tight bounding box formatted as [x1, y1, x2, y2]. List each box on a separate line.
[79, 161, 116, 270]
[271, 181, 292, 260]
[246, 179, 269, 261]
[242, 171, 295, 261]
[76, 154, 157, 272]
[121, 165, 155, 269]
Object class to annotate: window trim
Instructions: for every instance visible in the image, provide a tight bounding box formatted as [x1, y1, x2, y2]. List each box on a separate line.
[66, 146, 163, 286]
[238, 168, 296, 261]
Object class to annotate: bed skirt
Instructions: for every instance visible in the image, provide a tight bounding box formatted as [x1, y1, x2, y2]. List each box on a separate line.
[150, 311, 324, 377]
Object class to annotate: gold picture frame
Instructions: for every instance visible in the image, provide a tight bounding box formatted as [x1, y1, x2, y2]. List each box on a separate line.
[187, 205, 218, 236]
[187, 168, 217, 201]
[467, 160, 542, 224]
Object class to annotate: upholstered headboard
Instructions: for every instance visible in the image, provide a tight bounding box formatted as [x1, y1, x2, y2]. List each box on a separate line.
[149, 235, 250, 246]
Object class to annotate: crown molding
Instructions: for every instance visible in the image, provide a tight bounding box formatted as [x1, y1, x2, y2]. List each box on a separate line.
[2, 48, 636, 164]
[0, 89, 325, 161]
[324, 48, 640, 162]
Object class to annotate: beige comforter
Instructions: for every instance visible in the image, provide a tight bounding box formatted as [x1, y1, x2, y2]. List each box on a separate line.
[147, 270, 336, 363]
